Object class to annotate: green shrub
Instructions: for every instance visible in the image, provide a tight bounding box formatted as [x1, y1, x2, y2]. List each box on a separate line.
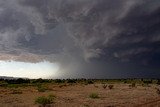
[7, 84, 19, 88]
[37, 85, 47, 92]
[48, 94, 56, 101]
[0, 81, 8, 87]
[89, 93, 99, 99]
[35, 95, 55, 107]
[38, 87, 46, 92]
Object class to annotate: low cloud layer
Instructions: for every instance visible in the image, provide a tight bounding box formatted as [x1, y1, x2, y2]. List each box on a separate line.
[0, 0, 160, 78]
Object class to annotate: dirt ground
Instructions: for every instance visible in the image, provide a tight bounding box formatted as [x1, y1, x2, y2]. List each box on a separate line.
[0, 83, 160, 107]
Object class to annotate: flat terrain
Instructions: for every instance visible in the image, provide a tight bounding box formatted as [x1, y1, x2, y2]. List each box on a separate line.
[0, 83, 160, 107]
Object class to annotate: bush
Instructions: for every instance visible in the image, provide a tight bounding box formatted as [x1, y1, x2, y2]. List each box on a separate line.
[33, 78, 44, 83]
[129, 83, 136, 88]
[89, 93, 99, 99]
[102, 84, 107, 89]
[108, 85, 114, 89]
[156, 88, 160, 95]
[37, 85, 47, 92]
[67, 79, 77, 83]
[48, 94, 56, 100]
[55, 79, 65, 83]
[124, 81, 127, 84]
[6, 78, 30, 84]
[0, 81, 8, 87]
[157, 80, 160, 85]
[35, 95, 55, 107]
[88, 80, 94, 84]
[16, 78, 30, 84]
[143, 80, 152, 84]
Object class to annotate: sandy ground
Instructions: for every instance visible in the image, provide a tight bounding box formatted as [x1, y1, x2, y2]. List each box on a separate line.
[0, 83, 160, 107]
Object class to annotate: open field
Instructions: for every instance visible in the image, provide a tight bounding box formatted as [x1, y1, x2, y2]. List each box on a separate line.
[0, 79, 160, 107]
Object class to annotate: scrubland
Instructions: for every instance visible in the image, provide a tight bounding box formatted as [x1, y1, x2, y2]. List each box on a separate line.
[0, 78, 160, 107]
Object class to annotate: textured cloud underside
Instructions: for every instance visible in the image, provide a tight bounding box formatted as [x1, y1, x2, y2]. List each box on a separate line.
[0, 0, 160, 78]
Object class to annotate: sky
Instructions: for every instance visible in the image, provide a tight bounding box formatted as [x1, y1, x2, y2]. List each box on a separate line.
[0, 0, 160, 79]
[0, 61, 59, 79]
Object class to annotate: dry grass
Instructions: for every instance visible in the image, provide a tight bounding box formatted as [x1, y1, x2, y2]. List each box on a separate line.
[89, 92, 99, 99]
[0, 83, 160, 107]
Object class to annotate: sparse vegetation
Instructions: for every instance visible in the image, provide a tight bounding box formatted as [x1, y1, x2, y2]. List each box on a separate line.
[54, 79, 65, 83]
[5, 78, 30, 84]
[143, 80, 152, 85]
[59, 84, 67, 88]
[102, 84, 107, 89]
[37, 85, 47, 92]
[89, 93, 99, 99]
[94, 84, 98, 88]
[0, 78, 159, 106]
[10, 89, 22, 94]
[48, 94, 56, 99]
[108, 85, 114, 89]
[87, 80, 94, 84]
[35, 94, 56, 107]
[156, 88, 160, 95]
[83, 104, 90, 107]
[142, 83, 150, 87]
[129, 83, 136, 88]
[0, 81, 8, 87]
[157, 80, 160, 85]
[67, 79, 77, 83]
[7, 84, 19, 88]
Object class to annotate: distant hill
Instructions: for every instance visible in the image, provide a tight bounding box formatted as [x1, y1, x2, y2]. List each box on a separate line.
[0, 76, 28, 80]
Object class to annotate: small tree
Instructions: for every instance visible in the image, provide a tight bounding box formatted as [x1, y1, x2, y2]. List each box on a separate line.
[108, 85, 114, 89]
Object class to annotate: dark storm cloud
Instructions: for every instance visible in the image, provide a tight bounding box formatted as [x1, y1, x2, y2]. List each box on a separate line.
[0, 0, 160, 78]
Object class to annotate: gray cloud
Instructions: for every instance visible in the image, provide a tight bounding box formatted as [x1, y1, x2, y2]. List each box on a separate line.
[0, 0, 160, 78]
